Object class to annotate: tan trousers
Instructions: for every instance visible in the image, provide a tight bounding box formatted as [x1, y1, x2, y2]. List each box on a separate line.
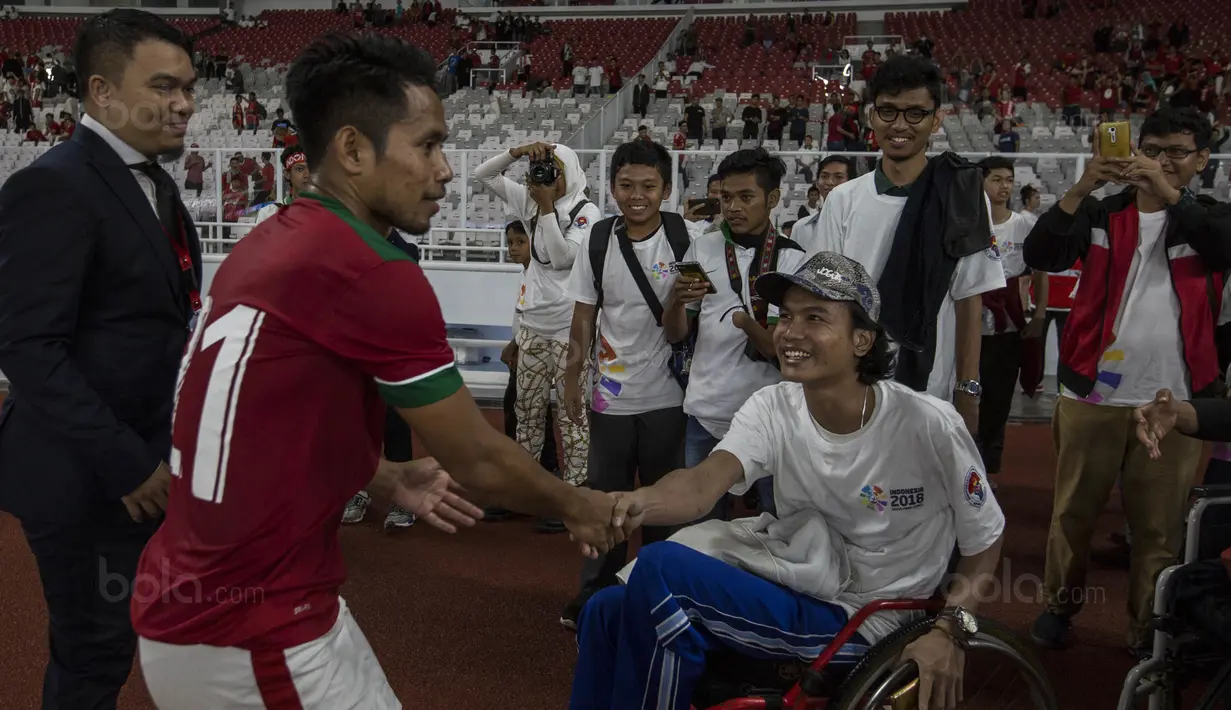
[1043, 396, 1203, 647]
[513, 328, 590, 486]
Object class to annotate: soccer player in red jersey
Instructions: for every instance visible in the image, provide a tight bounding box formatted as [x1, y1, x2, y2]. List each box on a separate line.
[131, 33, 621, 709]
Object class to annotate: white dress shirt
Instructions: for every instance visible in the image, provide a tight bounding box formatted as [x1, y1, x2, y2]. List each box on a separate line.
[80, 113, 158, 217]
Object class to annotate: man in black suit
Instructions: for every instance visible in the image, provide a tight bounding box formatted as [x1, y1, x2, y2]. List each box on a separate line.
[0, 10, 200, 709]
[632, 73, 650, 118]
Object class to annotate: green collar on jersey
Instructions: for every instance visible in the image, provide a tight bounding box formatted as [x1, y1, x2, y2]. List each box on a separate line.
[298, 191, 413, 264]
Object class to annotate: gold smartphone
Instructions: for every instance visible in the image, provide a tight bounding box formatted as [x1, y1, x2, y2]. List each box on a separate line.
[673, 261, 718, 294]
[1098, 120, 1132, 158]
[890, 678, 920, 710]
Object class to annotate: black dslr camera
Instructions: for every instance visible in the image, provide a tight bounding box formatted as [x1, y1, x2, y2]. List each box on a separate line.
[527, 158, 560, 186]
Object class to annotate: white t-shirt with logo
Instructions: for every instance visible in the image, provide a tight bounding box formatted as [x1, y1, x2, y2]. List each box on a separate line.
[981, 210, 1038, 335]
[683, 229, 808, 438]
[792, 172, 1007, 400]
[588, 65, 603, 87]
[566, 223, 692, 415]
[1061, 209, 1188, 406]
[714, 379, 1005, 644]
[573, 66, 588, 85]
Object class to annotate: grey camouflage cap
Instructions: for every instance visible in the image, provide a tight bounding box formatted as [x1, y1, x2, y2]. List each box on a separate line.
[754, 251, 881, 323]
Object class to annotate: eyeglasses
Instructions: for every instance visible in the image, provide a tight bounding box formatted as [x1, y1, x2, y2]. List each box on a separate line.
[872, 106, 935, 124]
[1139, 145, 1200, 160]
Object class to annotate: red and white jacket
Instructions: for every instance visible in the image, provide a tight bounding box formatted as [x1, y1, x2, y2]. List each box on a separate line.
[1023, 190, 1231, 399]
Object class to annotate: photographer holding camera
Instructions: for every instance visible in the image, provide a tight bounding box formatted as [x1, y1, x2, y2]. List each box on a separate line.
[476, 142, 600, 532]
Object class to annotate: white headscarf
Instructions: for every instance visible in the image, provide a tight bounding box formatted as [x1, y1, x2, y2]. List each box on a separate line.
[549, 143, 589, 213]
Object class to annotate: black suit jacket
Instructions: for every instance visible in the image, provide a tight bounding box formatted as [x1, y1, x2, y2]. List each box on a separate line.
[0, 126, 202, 523]
[633, 84, 650, 110]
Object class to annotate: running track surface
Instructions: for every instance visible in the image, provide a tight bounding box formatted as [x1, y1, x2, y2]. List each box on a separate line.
[0, 413, 1206, 709]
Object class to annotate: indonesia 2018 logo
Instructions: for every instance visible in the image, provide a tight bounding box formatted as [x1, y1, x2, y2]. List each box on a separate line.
[964, 467, 987, 508]
[860, 484, 888, 513]
[986, 235, 1002, 262]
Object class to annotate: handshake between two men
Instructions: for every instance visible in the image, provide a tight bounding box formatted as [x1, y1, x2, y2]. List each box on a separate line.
[378, 453, 661, 559]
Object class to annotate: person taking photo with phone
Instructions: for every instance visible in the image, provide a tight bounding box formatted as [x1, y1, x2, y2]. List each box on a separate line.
[1023, 106, 1231, 657]
[664, 147, 807, 518]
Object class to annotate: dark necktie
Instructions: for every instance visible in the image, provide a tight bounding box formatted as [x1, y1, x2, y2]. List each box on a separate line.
[132, 161, 182, 245]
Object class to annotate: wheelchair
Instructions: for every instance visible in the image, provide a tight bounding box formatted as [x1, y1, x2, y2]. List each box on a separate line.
[690, 597, 1058, 710]
[1119, 484, 1231, 710]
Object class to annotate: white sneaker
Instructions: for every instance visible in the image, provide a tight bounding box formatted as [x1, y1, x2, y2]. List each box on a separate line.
[384, 504, 416, 530]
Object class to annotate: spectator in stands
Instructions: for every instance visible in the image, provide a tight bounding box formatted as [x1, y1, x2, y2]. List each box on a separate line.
[710, 97, 730, 144]
[684, 94, 705, 145]
[1062, 74, 1084, 127]
[665, 147, 807, 516]
[975, 157, 1045, 480]
[1024, 106, 1231, 657]
[183, 143, 208, 195]
[636, 125, 651, 142]
[230, 92, 244, 132]
[825, 102, 853, 150]
[632, 74, 649, 118]
[475, 142, 600, 533]
[741, 95, 763, 141]
[798, 185, 820, 219]
[571, 61, 586, 96]
[11, 85, 30, 132]
[997, 118, 1020, 153]
[793, 55, 1006, 434]
[672, 120, 689, 189]
[587, 58, 603, 97]
[796, 134, 817, 183]
[560, 139, 700, 630]
[1021, 184, 1042, 213]
[22, 125, 46, 145]
[788, 95, 809, 147]
[561, 38, 574, 79]
[816, 154, 854, 205]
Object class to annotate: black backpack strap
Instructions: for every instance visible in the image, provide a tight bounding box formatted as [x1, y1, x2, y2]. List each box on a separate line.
[613, 219, 670, 327]
[659, 211, 693, 263]
[529, 200, 591, 265]
[588, 216, 616, 312]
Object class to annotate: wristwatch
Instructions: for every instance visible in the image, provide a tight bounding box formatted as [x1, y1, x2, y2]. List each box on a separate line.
[1170, 186, 1197, 210]
[934, 606, 978, 642]
[954, 379, 982, 400]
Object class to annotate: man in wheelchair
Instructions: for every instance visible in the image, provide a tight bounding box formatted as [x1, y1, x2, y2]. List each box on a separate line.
[569, 253, 1006, 710]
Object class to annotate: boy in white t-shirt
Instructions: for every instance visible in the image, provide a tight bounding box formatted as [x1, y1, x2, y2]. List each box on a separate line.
[569, 252, 1006, 710]
[791, 55, 1006, 434]
[559, 140, 705, 630]
[572, 63, 588, 95]
[974, 156, 1046, 477]
[587, 59, 603, 97]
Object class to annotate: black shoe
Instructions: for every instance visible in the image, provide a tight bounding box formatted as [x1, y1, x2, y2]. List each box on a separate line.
[534, 517, 566, 533]
[1030, 611, 1071, 649]
[560, 593, 587, 631]
[482, 506, 512, 522]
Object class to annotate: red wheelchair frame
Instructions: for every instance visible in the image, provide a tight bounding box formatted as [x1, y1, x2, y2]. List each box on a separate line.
[695, 598, 947, 710]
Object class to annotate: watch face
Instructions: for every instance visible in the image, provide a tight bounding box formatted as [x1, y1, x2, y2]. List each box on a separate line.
[957, 609, 978, 634]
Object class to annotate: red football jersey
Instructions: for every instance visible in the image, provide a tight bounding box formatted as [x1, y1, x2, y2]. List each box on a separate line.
[131, 193, 462, 651]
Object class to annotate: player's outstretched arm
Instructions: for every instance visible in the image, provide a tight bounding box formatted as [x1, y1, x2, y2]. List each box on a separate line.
[396, 388, 620, 555]
[613, 451, 745, 536]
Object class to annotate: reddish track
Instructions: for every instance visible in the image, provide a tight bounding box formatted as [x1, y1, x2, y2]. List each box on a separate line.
[0, 414, 1205, 709]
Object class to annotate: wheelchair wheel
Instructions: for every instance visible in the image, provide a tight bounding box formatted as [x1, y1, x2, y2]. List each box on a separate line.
[828, 616, 1058, 710]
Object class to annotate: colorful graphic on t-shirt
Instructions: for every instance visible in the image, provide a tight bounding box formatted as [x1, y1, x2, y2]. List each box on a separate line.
[860, 484, 888, 513]
[592, 335, 625, 413]
[517, 283, 526, 309]
[651, 261, 671, 280]
[1076, 348, 1125, 404]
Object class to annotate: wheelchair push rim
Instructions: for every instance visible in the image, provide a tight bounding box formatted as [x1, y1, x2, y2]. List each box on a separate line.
[826, 616, 1059, 710]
